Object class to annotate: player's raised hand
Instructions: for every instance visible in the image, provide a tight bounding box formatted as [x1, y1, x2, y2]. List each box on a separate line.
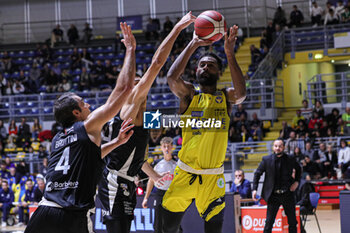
[224, 25, 238, 54]
[192, 31, 214, 47]
[176, 11, 196, 29]
[120, 22, 136, 51]
[115, 118, 134, 146]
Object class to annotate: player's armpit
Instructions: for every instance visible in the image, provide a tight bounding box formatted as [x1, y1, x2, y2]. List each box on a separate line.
[225, 87, 246, 105]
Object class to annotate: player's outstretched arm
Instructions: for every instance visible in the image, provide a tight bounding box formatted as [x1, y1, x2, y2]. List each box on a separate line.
[142, 178, 155, 208]
[101, 118, 134, 158]
[84, 23, 135, 138]
[131, 12, 196, 102]
[167, 32, 213, 110]
[224, 25, 246, 105]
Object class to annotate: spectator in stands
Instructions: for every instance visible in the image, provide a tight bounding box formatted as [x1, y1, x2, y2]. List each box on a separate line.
[295, 120, 308, 138]
[272, 23, 282, 43]
[229, 125, 242, 142]
[0, 160, 9, 179]
[82, 22, 93, 44]
[326, 108, 341, 131]
[293, 147, 305, 164]
[81, 47, 92, 63]
[52, 24, 64, 46]
[67, 24, 79, 45]
[249, 112, 263, 141]
[240, 124, 253, 142]
[16, 117, 31, 148]
[91, 60, 105, 87]
[289, 5, 304, 28]
[0, 120, 7, 147]
[292, 110, 305, 129]
[18, 179, 35, 225]
[273, 6, 287, 28]
[236, 25, 244, 46]
[265, 21, 275, 47]
[260, 30, 269, 49]
[4, 80, 13, 95]
[324, 8, 339, 25]
[57, 78, 71, 92]
[8, 166, 21, 185]
[336, 118, 345, 136]
[37, 145, 48, 159]
[236, 114, 249, 133]
[44, 70, 58, 93]
[341, 6, 350, 22]
[163, 16, 174, 36]
[51, 62, 61, 76]
[106, 66, 119, 87]
[315, 142, 328, 175]
[295, 177, 314, 222]
[172, 127, 182, 146]
[304, 142, 315, 160]
[342, 107, 350, 135]
[338, 139, 350, 178]
[311, 1, 324, 27]
[78, 66, 91, 91]
[32, 118, 42, 140]
[114, 33, 123, 55]
[149, 129, 163, 147]
[233, 104, 248, 125]
[308, 111, 323, 131]
[0, 52, 16, 73]
[0, 74, 7, 95]
[7, 119, 17, 148]
[285, 131, 299, 154]
[230, 170, 252, 198]
[155, 70, 167, 93]
[39, 158, 48, 177]
[145, 18, 159, 40]
[17, 159, 29, 177]
[33, 177, 45, 204]
[302, 155, 321, 179]
[335, 0, 345, 17]
[12, 79, 25, 95]
[249, 44, 262, 70]
[325, 1, 335, 14]
[280, 121, 292, 140]
[324, 144, 337, 179]
[70, 47, 81, 70]
[5, 157, 14, 171]
[0, 180, 14, 227]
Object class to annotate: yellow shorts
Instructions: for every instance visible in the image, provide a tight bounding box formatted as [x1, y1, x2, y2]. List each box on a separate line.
[162, 166, 225, 222]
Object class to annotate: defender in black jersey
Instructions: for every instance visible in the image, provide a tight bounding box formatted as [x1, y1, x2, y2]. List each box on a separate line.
[97, 12, 196, 233]
[25, 23, 136, 233]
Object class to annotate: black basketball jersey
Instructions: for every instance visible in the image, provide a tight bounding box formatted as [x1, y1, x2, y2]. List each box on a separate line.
[44, 121, 102, 210]
[102, 116, 148, 177]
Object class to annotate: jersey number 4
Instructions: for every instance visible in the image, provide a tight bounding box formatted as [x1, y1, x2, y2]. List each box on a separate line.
[55, 147, 71, 174]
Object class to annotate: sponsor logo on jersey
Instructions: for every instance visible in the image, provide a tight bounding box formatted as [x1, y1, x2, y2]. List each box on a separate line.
[217, 178, 225, 188]
[45, 180, 79, 191]
[143, 110, 161, 129]
[215, 96, 223, 103]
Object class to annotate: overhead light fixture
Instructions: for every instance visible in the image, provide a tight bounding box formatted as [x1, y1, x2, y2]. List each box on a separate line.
[348, 63, 350, 67]
[331, 60, 335, 63]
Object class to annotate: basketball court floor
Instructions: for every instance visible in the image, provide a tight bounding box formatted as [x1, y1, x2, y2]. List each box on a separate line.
[0, 209, 341, 233]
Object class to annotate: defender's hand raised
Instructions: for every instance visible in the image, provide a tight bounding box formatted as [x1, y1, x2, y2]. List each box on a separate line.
[176, 11, 196, 29]
[115, 118, 134, 146]
[120, 22, 136, 51]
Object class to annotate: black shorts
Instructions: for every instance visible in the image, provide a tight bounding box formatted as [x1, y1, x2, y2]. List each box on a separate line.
[24, 205, 88, 233]
[98, 168, 136, 223]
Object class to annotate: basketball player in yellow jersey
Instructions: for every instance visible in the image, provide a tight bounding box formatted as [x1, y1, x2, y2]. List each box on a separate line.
[161, 26, 246, 233]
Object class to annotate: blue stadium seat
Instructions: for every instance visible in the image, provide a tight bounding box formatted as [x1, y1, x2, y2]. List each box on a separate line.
[23, 64, 31, 71]
[9, 51, 15, 57]
[43, 108, 53, 114]
[151, 101, 162, 108]
[94, 47, 104, 53]
[117, 52, 125, 59]
[162, 93, 174, 100]
[17, 51, 25, 58]
[31, 108, 39, 114]
[151, 94, 161, 101]
[43, 101, 54, 107]
[27, 50, 35, 57]
[27, 101, 38, 108]
[105, 46, 113, 53]
[106, 53, 114, 60]
[86, 99, 97, 105]
[73, 68, 82, 76]
[163, 101, 176, 108]
[38, 86, 47, 92]
[3, 72, 10, 79]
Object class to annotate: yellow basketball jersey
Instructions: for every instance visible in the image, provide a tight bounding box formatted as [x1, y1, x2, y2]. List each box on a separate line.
[178, 90, 230, 170]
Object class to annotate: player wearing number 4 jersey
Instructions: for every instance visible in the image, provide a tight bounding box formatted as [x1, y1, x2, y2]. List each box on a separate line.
[24, 23, 136, 233]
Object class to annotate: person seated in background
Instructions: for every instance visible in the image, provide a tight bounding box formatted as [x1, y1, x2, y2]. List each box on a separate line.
[232, 104, 248, 126]
[17, 179, 35, 226]
[279, 121, 292, 140]
[249, 112, 263, 141]
[33, 177, 45, 205]
[324, 8, 339, 25]
[326, 108, 341, 132]
[342, 107, 350, 136]
[292, 110, 305, 129]
[230, 170, 252, 199]
[295, 120, 308, 138]
[324, 144, 338, 179]
[16, 117, 31, 148]
[311, 1, 324, 27]
[289, 5, 304, 27]
[302, 156, 321, 179]
[295, 177, 314, 233]
[335, 0, 345, 17]
[0, 180, 14, 227]
[273, 6, 287, 28]
[293, 147, 305, 164]
[308, 111, 323, 131]
[38, 157, 48, 177]
[285, 131, 300, 155]
[52, 24, 63, 42]
[338, 139, 350, 178]
[0, 161, 10, 179]
[341, 6, 350, 23]
[8, 166, 21, 186]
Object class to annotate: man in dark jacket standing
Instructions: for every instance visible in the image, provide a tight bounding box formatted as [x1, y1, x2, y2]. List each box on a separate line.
[252, 139, 301, 233]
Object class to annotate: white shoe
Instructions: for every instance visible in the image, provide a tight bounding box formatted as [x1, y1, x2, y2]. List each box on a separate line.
[1, 222, 6, 227]
[16, 222, 24, 226]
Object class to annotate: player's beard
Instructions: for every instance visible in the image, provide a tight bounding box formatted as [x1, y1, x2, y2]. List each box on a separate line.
[197, 71, 218, 86]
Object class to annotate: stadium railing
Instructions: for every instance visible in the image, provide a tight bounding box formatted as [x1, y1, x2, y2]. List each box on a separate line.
[306, 71, 350, 109]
